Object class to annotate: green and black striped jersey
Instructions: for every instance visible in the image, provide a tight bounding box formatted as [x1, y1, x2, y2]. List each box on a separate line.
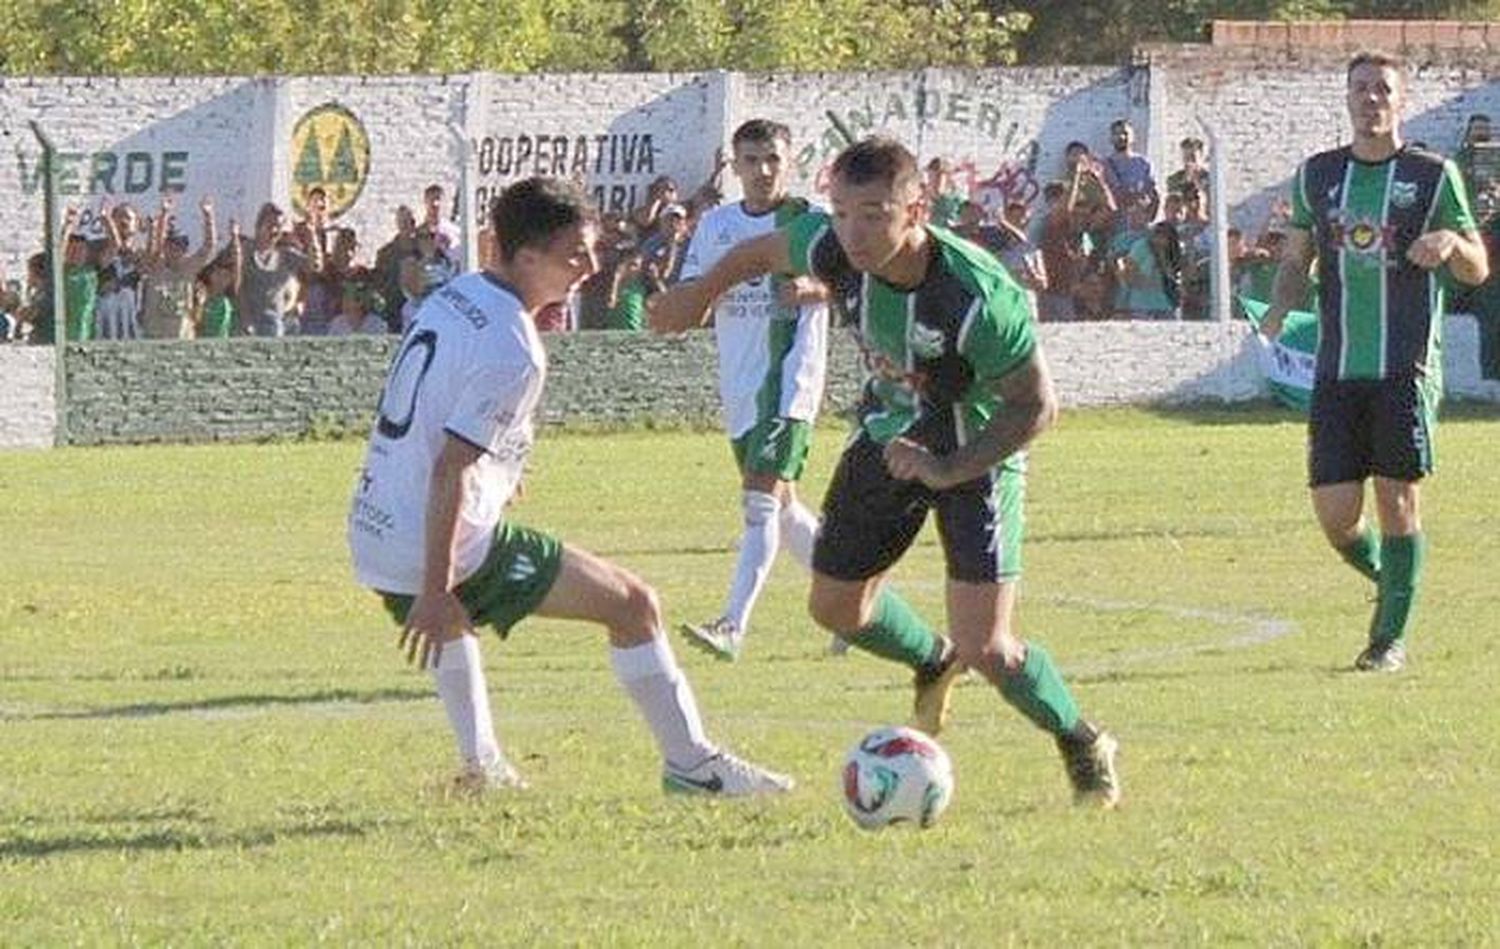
[785, 212, 1035, 458]
[1290, 145, 1476, 382]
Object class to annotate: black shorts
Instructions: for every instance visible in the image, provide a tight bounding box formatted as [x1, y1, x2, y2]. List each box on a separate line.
[812, 430, 1025, 584]
[1308, 375, 1438, 487]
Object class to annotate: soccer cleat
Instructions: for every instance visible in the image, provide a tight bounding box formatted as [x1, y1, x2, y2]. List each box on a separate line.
[1057, 728, 1122, 809]
[449, 758, 528, 797]
[662, 751, 795, 797]
[680, 617, 744, 661]
[911, 639, 963, 736]
[827, 633, 851, 657]
[1354, 640, 1407, 673]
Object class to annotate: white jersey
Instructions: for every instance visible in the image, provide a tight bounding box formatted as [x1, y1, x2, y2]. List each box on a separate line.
[348, 272, 545, 594]
[680, 200, 828, 439]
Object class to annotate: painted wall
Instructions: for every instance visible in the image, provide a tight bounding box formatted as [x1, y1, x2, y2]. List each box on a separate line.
[0, 347, 56, 448]
[5, 57, 1500, 275]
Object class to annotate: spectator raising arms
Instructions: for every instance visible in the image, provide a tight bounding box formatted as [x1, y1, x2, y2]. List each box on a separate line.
[139, 195, 218, 340]
[94, 202, 146, 341]
[238, 202, 322, 337]
[59, 208, 98, 343]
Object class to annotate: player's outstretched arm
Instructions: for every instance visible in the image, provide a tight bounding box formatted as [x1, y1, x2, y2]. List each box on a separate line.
[647, 231, 793, 333]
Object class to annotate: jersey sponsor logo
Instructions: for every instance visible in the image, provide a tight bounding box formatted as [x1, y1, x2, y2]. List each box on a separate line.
[437, 284, 490, 330]
[505, 553, 537, 584]
[350, 497, 395, 539]
[1390, 180, 1419, 209]
[1329, 213, 1396, 259]
[908, 321, 945, 359]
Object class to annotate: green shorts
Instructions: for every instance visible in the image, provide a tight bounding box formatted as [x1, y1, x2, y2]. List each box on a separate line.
[731, 416, 813, 482]
[380, 521, 564, 638]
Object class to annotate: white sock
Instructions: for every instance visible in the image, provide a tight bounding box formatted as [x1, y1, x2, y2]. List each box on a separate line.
[431, 634, 502, 770]
[611, 635, 715, 770]
[778, 499, 819, 570]
[723, 490, 781, 634]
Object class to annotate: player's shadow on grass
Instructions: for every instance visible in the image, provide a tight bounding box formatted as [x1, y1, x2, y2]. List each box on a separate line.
[1146, 400, 1500, 426]
[0, 817, 378, 861]
[16, 685, 431, 722]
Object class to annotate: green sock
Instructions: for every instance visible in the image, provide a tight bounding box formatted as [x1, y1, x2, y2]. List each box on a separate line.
[1370, 533, 1425, 647]
[996, 642, 1081, 737]
[1337, 525, 1382, 583]
[846, 588, 943, 671]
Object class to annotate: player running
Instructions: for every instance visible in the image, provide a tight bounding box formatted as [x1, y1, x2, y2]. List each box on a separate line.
[1259, 50, 1488, 672]
[347, 177, 792, 798]
[655, 119, 831, 661]
[650, 138, 1121, 807]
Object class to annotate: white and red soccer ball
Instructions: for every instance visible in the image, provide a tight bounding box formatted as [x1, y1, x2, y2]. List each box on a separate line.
[841, 725, 954, 831]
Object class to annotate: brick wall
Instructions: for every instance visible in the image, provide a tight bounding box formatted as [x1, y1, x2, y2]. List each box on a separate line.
[53, 325, 1262, 446]
[6, 316, 1492, 448]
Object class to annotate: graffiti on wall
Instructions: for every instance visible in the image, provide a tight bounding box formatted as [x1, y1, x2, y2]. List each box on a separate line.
[17, 150, 190, 196]
[472, 132, 660, 214]
[290, 103, 371, 218]
[795, 89, 1016, 178]
[794, 90, 1050, 214]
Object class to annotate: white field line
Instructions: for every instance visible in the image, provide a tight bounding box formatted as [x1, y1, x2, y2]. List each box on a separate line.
[0, 596, 1293, 724]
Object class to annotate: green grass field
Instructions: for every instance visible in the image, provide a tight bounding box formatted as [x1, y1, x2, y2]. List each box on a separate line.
[3, 408, 1499, 945]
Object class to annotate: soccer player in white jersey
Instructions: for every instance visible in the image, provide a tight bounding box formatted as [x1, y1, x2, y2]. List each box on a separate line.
[659, 119, 832, 660]
[347, 177, 792, 797]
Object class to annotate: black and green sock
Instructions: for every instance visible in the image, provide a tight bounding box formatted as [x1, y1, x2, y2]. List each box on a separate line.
[995, 641, 1082, 737]
[1337, 524, 1382, 583]
[1369, 532, 1425, 647]
[845, 587, 944, 672]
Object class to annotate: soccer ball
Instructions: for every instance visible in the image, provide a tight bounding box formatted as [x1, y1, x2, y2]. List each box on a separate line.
[840, 725, 954, 831]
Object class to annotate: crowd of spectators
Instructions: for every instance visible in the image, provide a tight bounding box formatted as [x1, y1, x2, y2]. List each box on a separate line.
[4, 114, 1498, 348]
[0, 182, 469, 345]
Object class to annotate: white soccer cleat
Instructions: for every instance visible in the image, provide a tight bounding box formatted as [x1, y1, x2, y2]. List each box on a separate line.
[662, 750, 795, 797]
[680, 617, 744, 661]
[449, 758, 529, 797]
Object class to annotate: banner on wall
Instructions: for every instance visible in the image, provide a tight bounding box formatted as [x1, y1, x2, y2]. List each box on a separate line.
[1241, 297, 1319, 411]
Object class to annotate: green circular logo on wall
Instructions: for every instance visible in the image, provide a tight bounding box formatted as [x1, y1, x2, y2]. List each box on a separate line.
[290, 102, 371, 219]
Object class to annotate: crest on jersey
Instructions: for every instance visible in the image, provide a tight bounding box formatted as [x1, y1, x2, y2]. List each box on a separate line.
[1390, 181, 1418, 209]
[908, 321, 945, 359]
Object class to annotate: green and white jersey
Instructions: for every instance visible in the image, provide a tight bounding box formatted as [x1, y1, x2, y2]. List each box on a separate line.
[348, 272, 545, 595]
[1290, 144, 1476, 382]
[784, 212, 1036, 459]
[680, 198, 828, 438]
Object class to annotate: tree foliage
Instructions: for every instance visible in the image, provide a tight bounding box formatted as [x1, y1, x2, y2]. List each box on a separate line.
[2, 0, 1499, 74]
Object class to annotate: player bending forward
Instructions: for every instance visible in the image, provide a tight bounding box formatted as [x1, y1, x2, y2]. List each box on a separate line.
[650, 138, 1121, 808]
[348, 177, 792, 797]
